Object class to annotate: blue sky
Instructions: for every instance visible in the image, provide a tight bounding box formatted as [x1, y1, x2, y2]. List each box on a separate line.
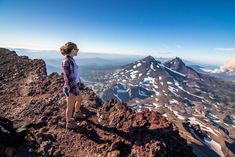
[0, 0, 235, 65]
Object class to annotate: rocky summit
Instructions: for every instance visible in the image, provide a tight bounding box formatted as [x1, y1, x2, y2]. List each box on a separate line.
[0, 48, 197, 157]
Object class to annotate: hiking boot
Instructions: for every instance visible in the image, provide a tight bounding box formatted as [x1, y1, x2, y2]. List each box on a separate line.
[66, 119, 80, 130]
[73, 111, 86, 120]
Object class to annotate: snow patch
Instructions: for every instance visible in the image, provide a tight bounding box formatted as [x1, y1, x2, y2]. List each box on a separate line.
[138, 89, 148, 97]
[117, 88, 129, 93]
[130, 74, 136, 79]
[137, 63, 142, 67]
[160, 64, 186, 77]
[163, 113, 168, 117]
[168, 86, 180, 98]
[130, 70, 139, 75]
[206, 113, 220, 121]
[200, 68, 213, 73]
[114, 84, 129, 93]
[153, 84, 159, 89]
[113, 93, 122, 102]
[153, 89, 160, 96]
[188, 129, 224, 157]
[188, 117, 218, 136]
[167, 81, 173, 85]
[146, 70, 151, 75]
[174, 80, 204, 99]
[204, 137, 224, 157]
[173, 110, 185, 120]
[143, 77, 155, 84]
[122, 80, 127, 82]
[150, 62, 156, 71]
[169, 99, 179, 105]
[153, 103, 160, 108]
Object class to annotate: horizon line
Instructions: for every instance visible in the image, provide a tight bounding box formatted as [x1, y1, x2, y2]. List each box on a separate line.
[0, 46, 222, 67]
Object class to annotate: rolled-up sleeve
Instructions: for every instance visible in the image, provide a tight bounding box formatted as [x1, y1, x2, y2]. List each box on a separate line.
[62, 60, 70, 88]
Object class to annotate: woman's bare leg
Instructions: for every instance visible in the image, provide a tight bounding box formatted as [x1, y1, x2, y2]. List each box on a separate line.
[75, 94, 82, 112]
[74, 94, 86, 119]
[66, 93, 76, 123]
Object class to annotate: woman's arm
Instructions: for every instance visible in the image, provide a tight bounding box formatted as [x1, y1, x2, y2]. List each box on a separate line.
[62, 59, 79, 95]
[62, 59, 71, 89]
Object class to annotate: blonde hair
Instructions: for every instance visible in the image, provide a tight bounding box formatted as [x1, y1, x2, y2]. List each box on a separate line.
[60, 42, 77, 55]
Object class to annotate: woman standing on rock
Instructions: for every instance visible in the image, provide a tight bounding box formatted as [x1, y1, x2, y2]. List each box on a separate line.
[60, 42, 86, 130]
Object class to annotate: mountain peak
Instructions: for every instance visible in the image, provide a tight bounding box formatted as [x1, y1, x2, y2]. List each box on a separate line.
[164, 57, 186, 69]
[175, 56, 183, 61]
[164, 57, 202, 79]
[142, 55, 156, 63]
[172, 57, 185, 65]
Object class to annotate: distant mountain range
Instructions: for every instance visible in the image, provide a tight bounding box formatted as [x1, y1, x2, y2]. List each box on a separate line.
[13, 48, 235, 81]
[97, 55, 235, 157]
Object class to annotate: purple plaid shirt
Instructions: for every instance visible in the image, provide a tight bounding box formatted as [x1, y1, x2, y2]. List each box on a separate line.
[61, 55, 79, 96]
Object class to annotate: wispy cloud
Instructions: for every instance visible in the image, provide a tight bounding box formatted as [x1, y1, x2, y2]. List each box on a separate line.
[214, 48, 235, 52]
[157, 51, 172, 55]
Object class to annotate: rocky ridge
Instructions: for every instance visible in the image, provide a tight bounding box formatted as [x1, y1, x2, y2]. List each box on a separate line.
[0, 48, 196, 157]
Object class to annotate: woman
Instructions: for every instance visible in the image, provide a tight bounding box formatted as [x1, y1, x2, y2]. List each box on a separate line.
[60, 42, 86, 130]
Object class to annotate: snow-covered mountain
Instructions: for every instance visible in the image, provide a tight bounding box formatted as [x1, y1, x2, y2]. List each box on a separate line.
[100, 56, 235, 157]
[102, 56, 214, 105]
[164, 57, 201, 79]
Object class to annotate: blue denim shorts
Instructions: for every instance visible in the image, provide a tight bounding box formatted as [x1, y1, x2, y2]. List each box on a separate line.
[63, 83, 80, 96]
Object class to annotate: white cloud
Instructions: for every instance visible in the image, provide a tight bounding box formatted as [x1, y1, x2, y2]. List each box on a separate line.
[214, 48, 235, 52]
[212, 54, 235, 73]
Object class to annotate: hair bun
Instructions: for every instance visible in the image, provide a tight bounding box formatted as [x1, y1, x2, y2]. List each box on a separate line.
[60, 42, 77, 56]
[60, 45, 68, 55]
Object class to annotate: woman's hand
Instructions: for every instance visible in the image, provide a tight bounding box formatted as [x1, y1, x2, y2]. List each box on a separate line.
[63, 87, 70, 97]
